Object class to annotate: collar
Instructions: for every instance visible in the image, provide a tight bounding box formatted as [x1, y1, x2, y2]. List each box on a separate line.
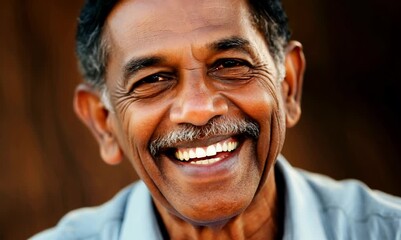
[276, 155, 327, 239]
[119, 181, 163, 239]
[119, 156, 327, 239]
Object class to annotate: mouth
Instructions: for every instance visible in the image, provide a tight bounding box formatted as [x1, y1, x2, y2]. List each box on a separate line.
[164, 136, 242, 166]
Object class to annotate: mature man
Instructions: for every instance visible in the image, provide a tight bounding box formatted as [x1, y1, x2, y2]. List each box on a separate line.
[33, 0, 401, 239]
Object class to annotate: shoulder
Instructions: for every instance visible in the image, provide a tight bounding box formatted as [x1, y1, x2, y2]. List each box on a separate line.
[30, 182, 141, 240]
[298, 168, 401, 238]
[276, 156, 401, 239]
[298, 168, 401, 217]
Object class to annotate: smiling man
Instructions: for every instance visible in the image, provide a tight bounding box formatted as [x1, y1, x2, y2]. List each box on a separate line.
[32, 0, 401, 239]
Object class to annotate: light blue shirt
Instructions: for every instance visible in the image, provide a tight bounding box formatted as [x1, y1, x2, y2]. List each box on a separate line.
[31, 156, 401, 239]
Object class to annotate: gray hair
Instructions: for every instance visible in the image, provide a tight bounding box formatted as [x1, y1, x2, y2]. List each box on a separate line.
[149, 116, 260, 156]
[76, 0, 291, 92]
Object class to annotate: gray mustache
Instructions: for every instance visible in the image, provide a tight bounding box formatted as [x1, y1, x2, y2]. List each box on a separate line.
[149, 116, 260, 156]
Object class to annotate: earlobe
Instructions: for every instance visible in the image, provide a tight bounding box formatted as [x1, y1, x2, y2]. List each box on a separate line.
[282, 41, 306, 128]
[73, 83, 123, 165]
[99, 132, 123, 165]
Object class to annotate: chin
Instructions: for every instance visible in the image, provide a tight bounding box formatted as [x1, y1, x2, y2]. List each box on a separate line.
[178, 205, 246, 228]
[171, 190, 253, 227]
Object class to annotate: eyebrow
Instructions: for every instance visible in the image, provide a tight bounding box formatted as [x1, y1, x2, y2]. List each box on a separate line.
[209, 36, 251, 53]
[122, 56, 164, 87]
[121, 36, 251, 87]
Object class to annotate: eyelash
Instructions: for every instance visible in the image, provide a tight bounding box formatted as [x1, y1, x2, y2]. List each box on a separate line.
[128, 58, 253, 94]
[129, 73, 175, 92]
[210, 58, 252, 71]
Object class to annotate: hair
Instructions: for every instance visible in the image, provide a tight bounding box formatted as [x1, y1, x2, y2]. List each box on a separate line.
[76, 0, 291, 90]
[149, 115, 260, 157]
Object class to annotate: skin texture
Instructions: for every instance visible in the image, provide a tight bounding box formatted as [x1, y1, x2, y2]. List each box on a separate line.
[74, 0, 305, 239]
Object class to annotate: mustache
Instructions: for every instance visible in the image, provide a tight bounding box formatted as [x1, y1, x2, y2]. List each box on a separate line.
[149, 116, 260, 156]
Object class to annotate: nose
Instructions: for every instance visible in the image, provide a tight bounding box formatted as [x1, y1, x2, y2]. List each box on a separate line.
[170, 72, 228, 126]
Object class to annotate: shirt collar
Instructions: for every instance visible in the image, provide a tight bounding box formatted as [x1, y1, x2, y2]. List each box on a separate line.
[120, 156, 327, 239]
[120, 181, 163, 240]
[276, 155, 327, 239]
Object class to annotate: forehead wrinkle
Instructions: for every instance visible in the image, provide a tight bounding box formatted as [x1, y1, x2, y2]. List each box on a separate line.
[108, 0, 244, 40]
[105, 0, 255, 54]
[105, 0, 267, 85]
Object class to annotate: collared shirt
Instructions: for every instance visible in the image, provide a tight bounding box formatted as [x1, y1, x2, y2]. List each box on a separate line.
[31, 156, 401, 239]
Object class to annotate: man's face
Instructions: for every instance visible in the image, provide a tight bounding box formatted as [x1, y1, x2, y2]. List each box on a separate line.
[103, 0, 287, 224]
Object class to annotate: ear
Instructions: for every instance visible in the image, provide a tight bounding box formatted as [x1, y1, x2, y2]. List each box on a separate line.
[73, 83, 123, 165]
[281, 41, 306, 128]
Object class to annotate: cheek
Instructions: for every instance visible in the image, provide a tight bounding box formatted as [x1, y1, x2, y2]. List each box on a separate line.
[115, 99, 171, 161]
[222, 80, 285, 163]
[223, 80, 278, 125]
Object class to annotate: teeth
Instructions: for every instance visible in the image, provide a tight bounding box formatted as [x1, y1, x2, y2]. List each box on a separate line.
[216, 143, 222, 152]
[222, 142, 228, 151]
[189, 149, 196, 159]
[174, 138, 240, 163]
[175, 151, 182, 160]
[228, 142, 237, 152]
[190, 157, 221, 165]
[183, 151, 189, 161]
[190, 159, 209, 165]
[206, 145, 216, 156]
[195, 147, 207, 158]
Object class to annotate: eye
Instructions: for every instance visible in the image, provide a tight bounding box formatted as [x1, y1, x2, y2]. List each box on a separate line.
[208, 59, 253, 80]
[132, 73, 173, 88]
[129, 72, 176, 99]
[214, 59, 248, 69]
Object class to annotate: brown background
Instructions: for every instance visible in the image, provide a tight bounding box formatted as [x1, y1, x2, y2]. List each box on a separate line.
[1, 0, 400, 239]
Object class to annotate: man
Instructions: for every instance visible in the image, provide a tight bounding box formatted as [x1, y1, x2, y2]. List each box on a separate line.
[32, 0, 401, 239]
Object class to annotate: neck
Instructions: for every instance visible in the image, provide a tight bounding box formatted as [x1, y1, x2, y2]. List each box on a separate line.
[153, 168, 283, 240]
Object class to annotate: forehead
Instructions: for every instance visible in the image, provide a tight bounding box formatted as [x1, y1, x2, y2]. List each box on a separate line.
[105, 0, 258, 58]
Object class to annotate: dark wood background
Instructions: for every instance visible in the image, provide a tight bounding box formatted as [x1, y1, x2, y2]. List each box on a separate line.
[1, 0, 400, 239]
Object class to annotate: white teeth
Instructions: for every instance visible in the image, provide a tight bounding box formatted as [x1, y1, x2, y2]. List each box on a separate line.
[190, 159, 208, 165]
[209, 158, 219, 164]
[206, 145, 216, 156]
[190, 157, 221, 165]
[216, 143, 222, 152]
[222, 142, 228, 151]
[195, 147, 206, 158]
[189, 149, 196, 159]
[174, 138, 239, 163]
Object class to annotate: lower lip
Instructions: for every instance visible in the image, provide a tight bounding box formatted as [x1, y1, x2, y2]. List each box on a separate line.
[171, 142, 243, 178]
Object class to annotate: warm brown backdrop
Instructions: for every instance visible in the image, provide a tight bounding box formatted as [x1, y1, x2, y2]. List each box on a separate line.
[1, 0, 400, 239]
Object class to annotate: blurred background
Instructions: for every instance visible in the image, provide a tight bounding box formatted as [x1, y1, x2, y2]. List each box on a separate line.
[0, 0, 400, 239]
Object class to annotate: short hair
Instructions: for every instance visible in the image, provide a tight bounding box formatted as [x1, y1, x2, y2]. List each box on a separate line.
[76, 0, 291, 89]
